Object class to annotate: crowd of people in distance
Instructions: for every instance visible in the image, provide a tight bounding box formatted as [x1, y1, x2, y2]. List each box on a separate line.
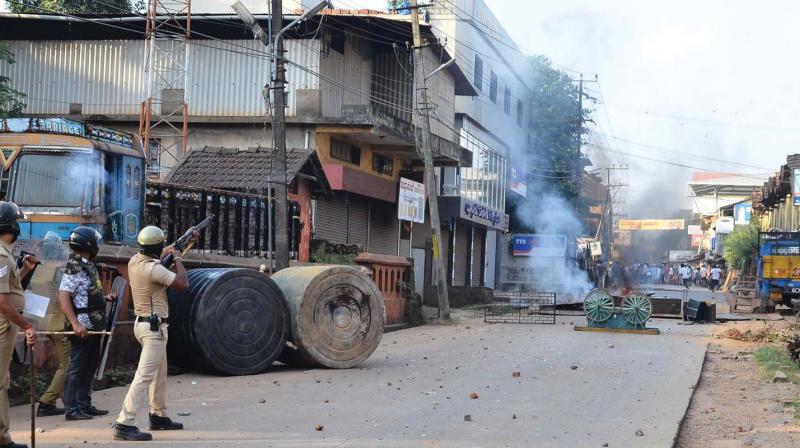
[620, 261, 725, 291]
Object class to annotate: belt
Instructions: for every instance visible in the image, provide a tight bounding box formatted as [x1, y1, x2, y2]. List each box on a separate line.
[136, 316, 169, 324]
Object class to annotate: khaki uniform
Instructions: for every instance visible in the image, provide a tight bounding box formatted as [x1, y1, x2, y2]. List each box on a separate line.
[0, 240, 25, 444]
[38, 333, 70, 406]
[116, 253, 175, 426]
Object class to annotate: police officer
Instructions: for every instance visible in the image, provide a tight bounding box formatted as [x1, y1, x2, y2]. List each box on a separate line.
[113, 226, 188, 441]
[0, 202, 37, 448]
[58, 227, 112, 421]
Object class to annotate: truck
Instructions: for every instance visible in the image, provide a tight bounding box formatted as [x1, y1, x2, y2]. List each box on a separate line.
[0, 117, 297, 367]
[756, 231, 800, 315]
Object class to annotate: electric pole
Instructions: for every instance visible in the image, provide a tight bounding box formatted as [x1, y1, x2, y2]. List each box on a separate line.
[271, 0, 290, 271]
[410, 0, 450, 320]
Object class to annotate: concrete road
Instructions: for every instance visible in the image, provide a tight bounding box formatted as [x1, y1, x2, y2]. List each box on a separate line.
[9, 313, 710, 448]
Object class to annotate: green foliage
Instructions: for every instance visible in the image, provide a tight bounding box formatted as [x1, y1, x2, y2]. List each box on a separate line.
[723, 217, 760, 272]
[0, 42, 26, 118]
[309, 240, 358, 265]
[525, 55, 594, 203]
[9, 0, 141, 14]
[753, 346, 800, 384]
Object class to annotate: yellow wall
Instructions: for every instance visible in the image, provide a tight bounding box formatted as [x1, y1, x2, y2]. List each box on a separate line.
[315, 132, 402, 181]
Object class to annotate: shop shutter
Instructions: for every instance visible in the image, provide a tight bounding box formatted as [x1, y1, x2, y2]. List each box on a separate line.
[453, 222, 469, 286]
[348, 193, 369, 250]
[398, 239, 411, 257]
[368, 199, 399, 255]
[313, 193, 348, 244]
[472, 226, 485, 286]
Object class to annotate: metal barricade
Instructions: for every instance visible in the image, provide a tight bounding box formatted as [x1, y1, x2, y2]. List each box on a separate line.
[485, 291, 557, 324]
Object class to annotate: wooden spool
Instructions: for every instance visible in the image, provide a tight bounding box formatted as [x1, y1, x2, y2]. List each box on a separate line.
[167, 268, 289, 375]
[272, 265, 385, 369]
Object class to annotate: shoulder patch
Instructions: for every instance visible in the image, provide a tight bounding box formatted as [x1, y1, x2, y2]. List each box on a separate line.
[0, 265, 7, 278]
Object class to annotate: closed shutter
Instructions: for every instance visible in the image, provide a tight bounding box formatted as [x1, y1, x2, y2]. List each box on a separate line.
[368, 199, 399, 255]
[453, 222, 469, 286]
[348, 193, 369, 250]
[314, 193, 348, 244]
[472, 227, 485, 286]
[398, 239, 411, 257]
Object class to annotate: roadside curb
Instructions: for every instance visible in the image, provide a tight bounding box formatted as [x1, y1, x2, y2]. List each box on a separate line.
[671, 341, 710, 448]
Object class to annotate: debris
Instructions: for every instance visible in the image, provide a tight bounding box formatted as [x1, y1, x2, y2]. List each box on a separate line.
[464, 414, 472, 422]
[512, 414, 516, 419]
[635, 429, 644, 436]
[177, 411, 192, 416]
[470, 392, 479, 399]
[258, 399, 266, 404]
[608, 345, 614, 349]
[570, 365, 578, 370]
[772, 370, 788, 383]
[315, 424, 324, 431]
[512, 371, 521, 377]
[35, 427, 45, 433]
[603, 444, 608, 447]
[324, 399, 330, 404]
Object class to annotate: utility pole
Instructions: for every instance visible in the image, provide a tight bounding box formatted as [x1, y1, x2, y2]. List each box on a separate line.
[410, 0, 450, 320]
[271, 0, 290, 271]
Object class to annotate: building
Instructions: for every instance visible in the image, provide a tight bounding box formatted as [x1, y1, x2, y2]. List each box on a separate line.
[411, 0, 531, 301]
[753, 154, 800, 231]
[0, 12, 475, 277]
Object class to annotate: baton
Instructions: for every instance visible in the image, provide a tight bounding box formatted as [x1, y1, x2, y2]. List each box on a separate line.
[37, 331, 112, 335]
[29, 346, 35, 448]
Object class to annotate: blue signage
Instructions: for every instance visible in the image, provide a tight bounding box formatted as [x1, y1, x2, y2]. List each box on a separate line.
[512, 234, 566, 257]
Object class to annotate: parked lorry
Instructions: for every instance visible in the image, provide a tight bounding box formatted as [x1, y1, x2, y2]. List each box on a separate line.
[757, 231, 800, 315]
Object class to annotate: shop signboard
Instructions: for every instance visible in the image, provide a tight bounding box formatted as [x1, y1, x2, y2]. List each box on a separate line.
[618, 219, 685, 230]
[512, 234, 566, 257]
[398, 177, 425, 223]
[460, 198, 509, 231]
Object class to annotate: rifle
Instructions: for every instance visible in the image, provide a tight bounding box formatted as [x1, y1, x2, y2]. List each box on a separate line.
[161, 215, 214, 268]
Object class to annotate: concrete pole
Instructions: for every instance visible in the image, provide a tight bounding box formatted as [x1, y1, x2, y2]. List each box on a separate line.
[271, 0, 290, 270]
[410, 0, 450, 320]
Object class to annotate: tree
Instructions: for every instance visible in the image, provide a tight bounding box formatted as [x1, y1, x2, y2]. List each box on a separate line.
[0, 43, 26, 118]
[723, 217, 761, 274]
[507, 55, 594, 233]
[9, 0, 143, 14]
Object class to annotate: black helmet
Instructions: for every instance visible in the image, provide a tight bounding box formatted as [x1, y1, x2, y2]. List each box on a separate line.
[69, 226, 102, 259]
[0, 202, 24, 242]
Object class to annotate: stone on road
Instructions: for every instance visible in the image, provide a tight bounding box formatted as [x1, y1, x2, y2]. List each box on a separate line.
[10, 313, 709, 447]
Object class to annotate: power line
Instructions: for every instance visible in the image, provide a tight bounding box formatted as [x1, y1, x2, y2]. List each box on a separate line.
[604, 101, 800, 131]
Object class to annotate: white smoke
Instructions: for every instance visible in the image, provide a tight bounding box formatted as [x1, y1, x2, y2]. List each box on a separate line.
[512, 173, 594, 304]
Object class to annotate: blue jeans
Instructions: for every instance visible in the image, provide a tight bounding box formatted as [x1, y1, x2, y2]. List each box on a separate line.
[64, 334, 101, 415]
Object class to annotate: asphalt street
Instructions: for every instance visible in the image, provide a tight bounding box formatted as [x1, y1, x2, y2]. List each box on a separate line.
[9, 302, 712, 448]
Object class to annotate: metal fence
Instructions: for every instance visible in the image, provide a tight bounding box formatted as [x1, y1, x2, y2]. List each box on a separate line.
[485, 291, 557, 324]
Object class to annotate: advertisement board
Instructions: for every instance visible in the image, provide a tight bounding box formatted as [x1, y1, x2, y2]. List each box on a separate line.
[397, 177, 425, 223]
[669, 250, 697, 262]
[618, 219, 685, 230]
[734, 201, 752, 225]
[512, 234, 566, 257]
[509, 167, 527, 197]
[794, 169, 800, 206]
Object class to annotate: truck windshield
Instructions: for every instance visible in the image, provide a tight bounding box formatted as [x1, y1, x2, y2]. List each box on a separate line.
[13, 152, 99, 209]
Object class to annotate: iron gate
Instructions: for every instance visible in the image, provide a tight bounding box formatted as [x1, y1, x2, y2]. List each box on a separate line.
[485, 291, 557, 324]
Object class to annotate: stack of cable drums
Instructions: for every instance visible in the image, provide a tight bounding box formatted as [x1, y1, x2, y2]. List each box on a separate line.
[167, 265, 385, 374]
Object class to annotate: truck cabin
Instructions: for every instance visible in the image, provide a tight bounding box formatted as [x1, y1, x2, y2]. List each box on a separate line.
[0, 118, 145, 246]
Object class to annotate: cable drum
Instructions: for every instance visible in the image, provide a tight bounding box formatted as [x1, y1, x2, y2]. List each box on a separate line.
[272, 265, 385, 369]
[167, 268, 290, 376]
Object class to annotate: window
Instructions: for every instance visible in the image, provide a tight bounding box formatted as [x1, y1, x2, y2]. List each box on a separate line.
[489, 71, 497, 103]
[133, 166, 141, 199]
[473, 55, 483, 92]
[331, 138, 361, 165]
[372, 153, 394, 176]
[125, 165, 132, 199]
[13, 153, 99, 208]
[504, 87, 511, 115]
[516, 99, 524, 127]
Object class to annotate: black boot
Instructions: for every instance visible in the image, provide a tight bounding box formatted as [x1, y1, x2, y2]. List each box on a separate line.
[65, 411, 93, 421]
[0, 442, 29, 448]
[83, 406, 109, 416]
[37, 402, 65, 417]
[149, 414, 183, 430]
[113, 423, 153, 441]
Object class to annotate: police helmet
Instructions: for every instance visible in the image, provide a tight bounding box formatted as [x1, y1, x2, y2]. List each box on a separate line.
[0, 202, 25, 242]
[138, 226, 166, 258]
[69, 226, 102, 259]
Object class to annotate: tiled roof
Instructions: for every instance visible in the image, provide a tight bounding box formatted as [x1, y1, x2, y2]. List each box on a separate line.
[165, 146, 312, 191]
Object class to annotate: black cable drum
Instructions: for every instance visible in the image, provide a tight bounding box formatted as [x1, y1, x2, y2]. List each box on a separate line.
[167, 268, 290, 376]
